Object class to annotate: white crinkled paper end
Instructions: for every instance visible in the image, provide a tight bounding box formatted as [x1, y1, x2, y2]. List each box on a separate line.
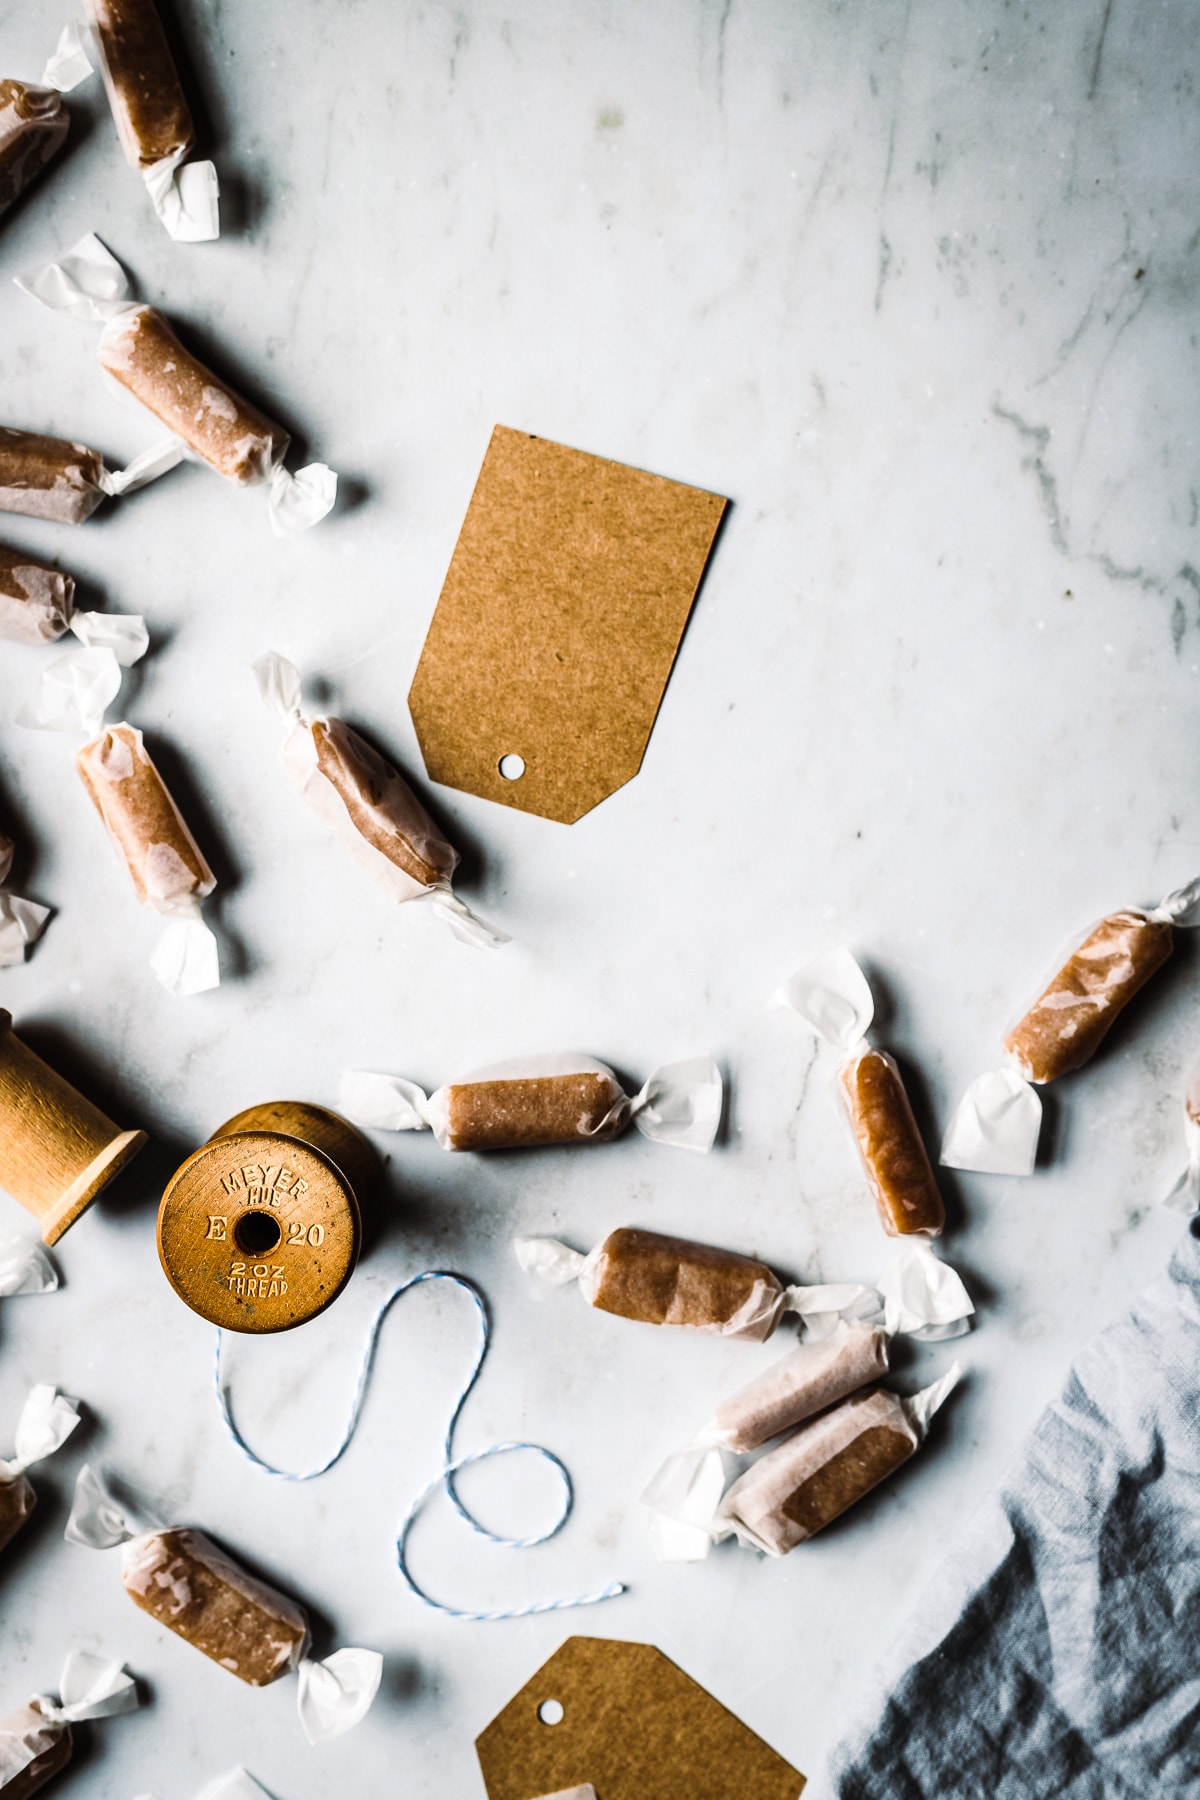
[0, 894, 51, 966]
[781, 1281, 880, 1342]
[878, 1241, 974, 1341]
[268, 463, 337, 537]
[42, 22, 93, 91]
[15, 231, 132, 324]
[1152, 875, 1200, 926]
[513, 1236, 587, 1290]
[151, 910, 220, 997]
[296, 1649, 382, 1745]
[41, 1650, 139, 1723]
[68, 610, 149, 665]
[144, 155, 220, 243]
[17, 646, 122, 736]
[65, 1462, 136, 1549]
[629, 1056, 723, 1153]
[901, 1361, 962, 1441]
[338, 1069, 431, 1132]
[0, 1385, 80, 1478]
[428, 887, 510, 950]
[771, 945, 875, 1052]
[98, 435, 187, 498]
[641, 1444, 735, 1563]
[940, 1067, 1042, 1176]
[0, 1238, 59, 1298]
[252, 650, 304, 721]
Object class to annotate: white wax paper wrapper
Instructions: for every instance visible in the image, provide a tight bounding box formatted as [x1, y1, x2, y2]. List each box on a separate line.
[98, 435, 188, 498]
[64, 1461, 138, 1548]
[0, 893, 51, 965]
[902, 1361, 962, 1440]
[268, 463, 337, 536]
[628, 1056, 723, 1153]
[1164, 1068, 1200, 1214]
[940, 1067, 1042, 1177]
[514, 1236, 587, 1289]
[42, 22, 93, 90]
[339, 1069, 431, 1131]
[16, 232, 132, 323]
[18, 645, 122, 736]
[296, 1649, 382, 1744]
[253, 649, 302, 720]
[1151, 875, 1200, 925]
[0, 1385, 79, 1480]
[772, 945, 874, 1051]
[535, 1786, 599, 1799]
[878, 1242, 974, 1341]
[143, 153, 220, 243]
[0, 1238, 59, 1297]
[642, 1443, 736, 1563]
[428, 887, 510, 949]
[150, 908, 220, 996]
[38, 1650, 138, 1722]
[784, 1281, 881, 1341]
[68, 610, 149, 665]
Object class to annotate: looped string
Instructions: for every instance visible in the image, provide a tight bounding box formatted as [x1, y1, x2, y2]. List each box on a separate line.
[213, 1269, 626, 1622]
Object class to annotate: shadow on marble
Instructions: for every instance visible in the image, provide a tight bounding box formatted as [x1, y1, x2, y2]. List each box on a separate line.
[141, 728, 257, 982]
[0, 91, 106, 246]
[154, 0, 259, 235]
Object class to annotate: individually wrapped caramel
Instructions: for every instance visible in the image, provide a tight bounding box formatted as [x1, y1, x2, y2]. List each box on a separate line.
[0, 423, 184, 524]
[942, 878, 1200, 1175]
[18, 237, 335, 534]
[0, 542, 149, 662]
[0, 1652, 138, 1797]
[644, 1364, 960, 1560]
[0, 821, 50, 967]
[774, 947, 945, 1236]
[344, 1055, 722, 1153]
[0, 27, 93, 220]
[66, 1464, 381, 1743]
[76, 721, 219, 995]
[0, 1386, 80, 1558]
[254, 653, 506, 949]
[83, 0, 219, 240]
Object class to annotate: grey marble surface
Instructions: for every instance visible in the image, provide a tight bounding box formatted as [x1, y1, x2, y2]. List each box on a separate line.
[0, 0, 1197, 1794]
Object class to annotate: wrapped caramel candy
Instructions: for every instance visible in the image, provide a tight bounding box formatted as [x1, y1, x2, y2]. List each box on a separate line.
[1164, 1063, 1200, 1214]
[343, 1054, 722, 1153]
[0, 1386, 79, 1558]
[0, 822, 50, 967]
[0, 1238, 59, 1301]
[942, 878, 1200, 1176]
[645, 1365, 960, 1560]
[18, 237, 335, 534]
[0, 27, 93, 219]
[0, 1652, 138, 1797]
[76, 721, 219, 996]
[774, 948, 945, 1236]
[83, 0, 219, 240]
[66, 1464, 381, 1743]
[0, 424, 181, 525]
[254, 653, 506, 949]
[0, 542, 149, 662]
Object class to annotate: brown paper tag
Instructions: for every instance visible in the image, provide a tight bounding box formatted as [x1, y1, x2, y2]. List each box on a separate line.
[409, 427, 728, 824]
[475, 1636, 805, 1799]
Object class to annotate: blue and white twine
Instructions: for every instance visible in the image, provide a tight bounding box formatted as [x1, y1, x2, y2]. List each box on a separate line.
[213, 1269, 627, 1622]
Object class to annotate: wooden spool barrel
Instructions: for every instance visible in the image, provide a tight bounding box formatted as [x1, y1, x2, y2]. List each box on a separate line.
[0, 1008, 147, 1244]
[157, 1101, 375, 1334]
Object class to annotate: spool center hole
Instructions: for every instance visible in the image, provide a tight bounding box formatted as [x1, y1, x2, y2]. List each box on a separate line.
[234, 1211, 282, 1255]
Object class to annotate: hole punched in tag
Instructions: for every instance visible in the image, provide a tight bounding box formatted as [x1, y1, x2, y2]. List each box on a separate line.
[538, 1699, 565, 1726]
[498, 754, 526, 781]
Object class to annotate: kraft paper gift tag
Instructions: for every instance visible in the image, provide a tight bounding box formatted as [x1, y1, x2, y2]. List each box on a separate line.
[475, 1636, 804, 1799]
[409, 427, 728, 824]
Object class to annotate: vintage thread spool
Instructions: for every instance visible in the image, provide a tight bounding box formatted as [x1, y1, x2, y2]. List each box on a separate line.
[0, 1008, 147, 1245]
[157, 1101, 376, 1333]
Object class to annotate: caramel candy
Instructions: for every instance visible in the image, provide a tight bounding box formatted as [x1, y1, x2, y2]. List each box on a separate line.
[1003, 910, 1174, 1084]
[441, 1068, 625, 1151]
[0, 82, 68, 217]
[0, 547, 73, 646]
[83, 0, 193, 170]
[0, 1475, 35, 1558]
[839, 1047, 945, 1238]
[583, 1228, 784, 1342]
[0, 1700, 72, 1799]
[310, 717, 458, 892]
[76, 724, 214, 914]
[121, 1528, 308, 1686]
[711, 1323, 891, 1453]
[723, 1387, 920, 1554]
[99, 308, 288, 486]
[0, 428, 106, 525]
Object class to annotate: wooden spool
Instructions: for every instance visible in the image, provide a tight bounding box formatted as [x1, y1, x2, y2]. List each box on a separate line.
[0, 1008, 147, 1245]
[157, 1101, 375, 1334]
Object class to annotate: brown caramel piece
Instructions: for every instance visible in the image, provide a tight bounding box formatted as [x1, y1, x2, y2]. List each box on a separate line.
[98, 308, 289, 486]
[0, 82, 69, 217]
[0, 546, 73, 645]
[441, 1072, 624, 1151]
[83, 0, 193, 169]
[0, 428, 105, 525]
[583, 1227, 783, 1341]
[712, 1323, 890, 1452]
[311, 718, 457, 890]
[0, 1474, 35, 1557]
[121, 1527, 308, 1686]
[76, 724, 214, 914]
[0, 1699, 72, 1799]
[724, 1387, 918, 1554]
[839, 1047, 944, 1238]
[1003, 910, 1173, 1084]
